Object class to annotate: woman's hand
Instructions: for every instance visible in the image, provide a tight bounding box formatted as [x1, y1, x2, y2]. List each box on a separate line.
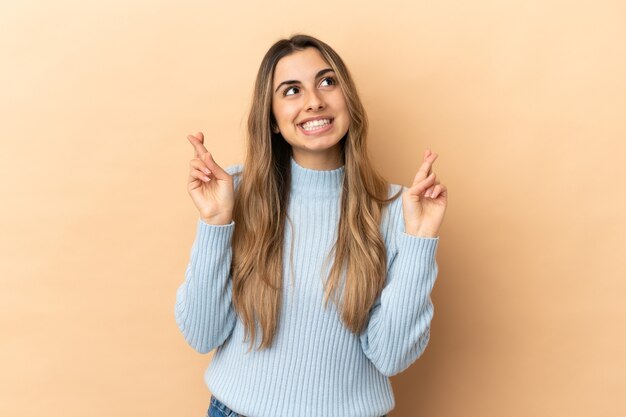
[186, 132, 235, 225]
[402, 149, 448, 238]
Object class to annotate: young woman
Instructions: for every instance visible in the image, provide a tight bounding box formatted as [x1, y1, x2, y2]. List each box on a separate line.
[176, 34, 448, 417]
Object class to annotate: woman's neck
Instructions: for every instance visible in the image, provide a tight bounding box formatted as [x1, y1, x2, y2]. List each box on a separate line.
[289, 156, 344, 199]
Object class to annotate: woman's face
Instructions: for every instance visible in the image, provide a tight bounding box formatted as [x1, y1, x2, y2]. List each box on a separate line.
[271, 47, 350, 170]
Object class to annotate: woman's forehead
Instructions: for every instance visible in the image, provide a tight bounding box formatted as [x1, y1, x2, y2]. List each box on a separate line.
[273, 48, 332, 84]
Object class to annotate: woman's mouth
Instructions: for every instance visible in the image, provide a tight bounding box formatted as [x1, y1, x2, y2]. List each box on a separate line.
[298, 118, 334, 135]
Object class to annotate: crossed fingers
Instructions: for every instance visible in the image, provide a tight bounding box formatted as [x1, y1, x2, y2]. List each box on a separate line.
[185, 131, 228, 180]
[412, 149, 437, 185]
[408, 149, 447, 199]
[187, 132, 208, 158]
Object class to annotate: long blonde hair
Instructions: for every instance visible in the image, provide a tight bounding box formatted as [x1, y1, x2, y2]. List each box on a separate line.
[231, 34, 402, 352]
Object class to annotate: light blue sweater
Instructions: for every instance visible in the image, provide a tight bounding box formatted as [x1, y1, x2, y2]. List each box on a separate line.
[175, 156, 439, 417]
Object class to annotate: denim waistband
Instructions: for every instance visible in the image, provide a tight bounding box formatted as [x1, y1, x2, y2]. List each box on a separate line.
[210, 395, 246, 417]
[209, 395, 388, 417]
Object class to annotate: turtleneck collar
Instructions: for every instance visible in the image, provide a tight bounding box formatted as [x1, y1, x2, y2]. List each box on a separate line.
[289, 156, 345, 199]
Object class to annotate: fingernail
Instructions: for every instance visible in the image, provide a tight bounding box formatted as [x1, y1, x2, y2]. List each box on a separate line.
[203, 168, 210, 175]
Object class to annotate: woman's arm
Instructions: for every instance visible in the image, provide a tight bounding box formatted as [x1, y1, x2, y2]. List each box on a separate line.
[359, 187, 440, 376]
[174, 164, 243, 353]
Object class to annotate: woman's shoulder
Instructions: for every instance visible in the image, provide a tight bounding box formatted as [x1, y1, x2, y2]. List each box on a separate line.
[386, 182, 405, 198]
[385, 182, 407, 209]
[224, 163, 244, 190]
[380, 182, 407, 239]
[224, 163, 243, 176]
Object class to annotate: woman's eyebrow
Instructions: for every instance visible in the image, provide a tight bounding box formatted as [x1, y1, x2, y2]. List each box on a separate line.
[274, 68, 334, 93]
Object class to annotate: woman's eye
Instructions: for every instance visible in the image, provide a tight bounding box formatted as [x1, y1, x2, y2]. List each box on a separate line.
[284, 86, 299, 96]
[322, 77, 335, 85]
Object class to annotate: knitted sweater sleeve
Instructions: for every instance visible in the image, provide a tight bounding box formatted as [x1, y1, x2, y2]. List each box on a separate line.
[359, 186, 440, 376]
[174, 164, 243, 354]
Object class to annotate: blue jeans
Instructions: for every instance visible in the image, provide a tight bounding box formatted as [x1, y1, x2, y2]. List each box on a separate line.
[208, 395, 245, 417]
[207, 394, 388, 417]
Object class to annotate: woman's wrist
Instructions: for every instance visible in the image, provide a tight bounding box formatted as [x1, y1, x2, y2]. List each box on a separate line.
[200, 215, 233, 225]
[404, 225, 438, 238]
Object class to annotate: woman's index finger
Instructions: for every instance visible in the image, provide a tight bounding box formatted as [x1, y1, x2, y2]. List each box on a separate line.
[421, 150, 438, 171]
[187, 134, 208, 158]
[411, 150, 438, 186]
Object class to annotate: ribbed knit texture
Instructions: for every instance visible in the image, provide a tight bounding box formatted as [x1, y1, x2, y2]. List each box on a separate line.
[175, 157, 439, 417]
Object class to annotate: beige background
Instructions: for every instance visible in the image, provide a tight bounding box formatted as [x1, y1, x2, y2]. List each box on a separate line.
[1, 0, 624, 416]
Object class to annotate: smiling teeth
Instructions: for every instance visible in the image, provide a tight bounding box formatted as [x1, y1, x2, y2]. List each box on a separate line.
[301, 119, 331, 131]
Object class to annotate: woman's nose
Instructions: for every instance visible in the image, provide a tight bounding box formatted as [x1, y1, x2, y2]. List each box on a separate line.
[306, 91, 325, 111]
